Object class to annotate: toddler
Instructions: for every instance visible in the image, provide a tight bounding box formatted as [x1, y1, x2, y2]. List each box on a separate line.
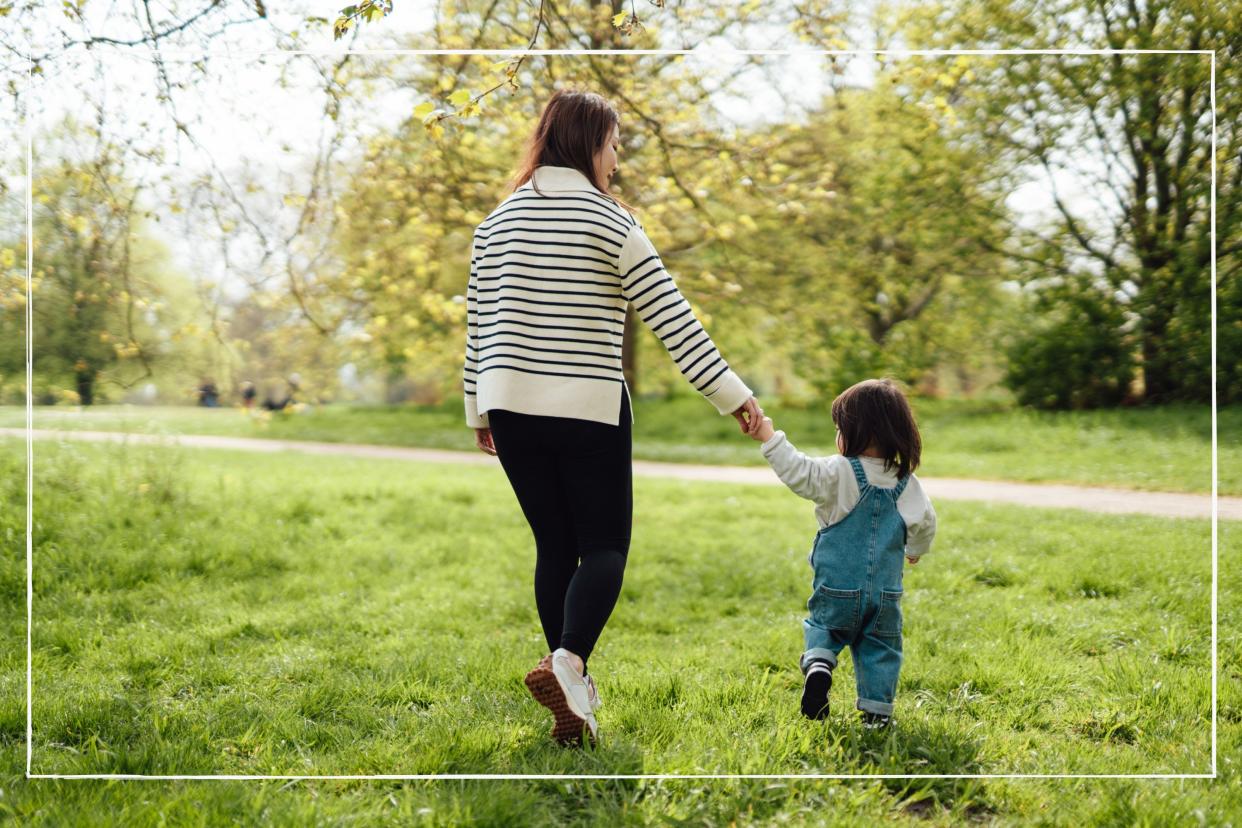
[751, 378, 937, 729]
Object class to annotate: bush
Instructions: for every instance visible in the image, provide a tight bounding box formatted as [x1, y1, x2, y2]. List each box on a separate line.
[1004, 282, 1135, 409]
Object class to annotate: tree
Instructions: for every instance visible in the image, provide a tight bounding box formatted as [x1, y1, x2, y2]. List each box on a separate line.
[327, 0, 802, 400]
[2, 1, 393, 395]
[696, 82, 1012, 397]
[10, 117, 171, 404]
[896, 0, 1239, 404]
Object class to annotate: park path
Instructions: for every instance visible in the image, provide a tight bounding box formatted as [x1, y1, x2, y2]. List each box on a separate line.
[5, 427, 1239, 521]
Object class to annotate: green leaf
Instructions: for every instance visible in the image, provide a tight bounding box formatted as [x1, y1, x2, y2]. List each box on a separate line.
[449, 89, 472, 107]
[413, 102, 435, 119]
[612, 12, 628, 27]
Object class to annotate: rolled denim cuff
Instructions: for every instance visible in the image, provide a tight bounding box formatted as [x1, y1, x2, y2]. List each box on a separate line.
[856, 697, 894, 716]
[800, 648, 838, 674]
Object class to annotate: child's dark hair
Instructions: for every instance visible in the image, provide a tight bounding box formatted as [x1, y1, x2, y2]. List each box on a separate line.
[831, 378, 922, 479]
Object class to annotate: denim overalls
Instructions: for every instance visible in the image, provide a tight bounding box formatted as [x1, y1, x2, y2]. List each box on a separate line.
[800, 456, 908, 717]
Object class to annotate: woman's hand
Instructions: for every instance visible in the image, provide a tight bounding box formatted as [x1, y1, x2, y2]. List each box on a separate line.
[731, 396, 764, 437]
[906, 555, 920, 565]
[475, 427, 497, 456]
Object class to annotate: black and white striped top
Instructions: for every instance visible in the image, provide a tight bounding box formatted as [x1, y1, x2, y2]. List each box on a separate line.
[464, 165, 751, 428]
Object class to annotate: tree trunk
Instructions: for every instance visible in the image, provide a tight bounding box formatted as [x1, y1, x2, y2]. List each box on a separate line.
[865, 312, 890, 345]
[622, 304, 638, 394]
[1139, 308, 1174, 403]
[76, 368, 94, 406]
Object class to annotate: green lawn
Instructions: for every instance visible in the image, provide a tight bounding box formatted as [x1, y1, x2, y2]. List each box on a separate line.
[1, 437, 1234, 824]
[2, 396, 1236, 494]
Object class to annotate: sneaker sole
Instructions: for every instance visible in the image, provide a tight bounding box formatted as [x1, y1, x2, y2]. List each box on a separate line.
[801, 670, 832, 720]
[524, 664, 596, 747]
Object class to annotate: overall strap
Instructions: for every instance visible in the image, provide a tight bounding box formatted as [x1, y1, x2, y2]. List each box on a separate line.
[892, 473, 910, 499]
[847, 456, 869, 489]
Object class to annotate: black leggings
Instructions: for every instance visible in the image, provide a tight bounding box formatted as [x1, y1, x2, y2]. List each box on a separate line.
[487, 388, 632, 673]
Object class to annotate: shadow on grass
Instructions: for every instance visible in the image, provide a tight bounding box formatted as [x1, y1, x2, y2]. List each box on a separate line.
[500, 725, 647, 776]
[834, 715, 995, 817]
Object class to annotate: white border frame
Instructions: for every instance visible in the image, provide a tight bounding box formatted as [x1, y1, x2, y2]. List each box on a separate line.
[23, 46, 1218, 782]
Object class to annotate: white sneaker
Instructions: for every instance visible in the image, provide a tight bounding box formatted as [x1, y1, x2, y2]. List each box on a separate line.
[523, 649, 598, 746]
[550, 650, 599, 738]
[585, 673, 602, 712]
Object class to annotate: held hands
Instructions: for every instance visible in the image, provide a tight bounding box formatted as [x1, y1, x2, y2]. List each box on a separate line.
[731, 396, 766, 438]
[732, 396, 776, 443]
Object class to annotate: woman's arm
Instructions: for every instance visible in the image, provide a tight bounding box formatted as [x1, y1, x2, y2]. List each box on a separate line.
[618, 224, 751, 415]
[464, 234, 489, 428]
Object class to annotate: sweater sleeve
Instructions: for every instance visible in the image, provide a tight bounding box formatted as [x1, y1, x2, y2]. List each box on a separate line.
[759, 430, 843, 506]
[463, 233, 489, 428]
[904, 485, 937, 558]
[618, 223, 751, 416]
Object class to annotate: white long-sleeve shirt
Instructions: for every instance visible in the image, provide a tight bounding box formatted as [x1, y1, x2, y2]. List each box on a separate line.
[760, 429, 938, 558]
[464, 165, 751, 428]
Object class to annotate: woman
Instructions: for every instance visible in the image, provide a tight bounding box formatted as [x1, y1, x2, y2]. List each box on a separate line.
[463, 89, 764, 746]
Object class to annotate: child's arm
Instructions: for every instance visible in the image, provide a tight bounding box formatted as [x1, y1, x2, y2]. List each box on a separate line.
[757, 421, 842, 505]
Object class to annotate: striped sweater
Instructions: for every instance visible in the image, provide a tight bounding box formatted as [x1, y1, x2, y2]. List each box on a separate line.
[463, 165, 752, 428]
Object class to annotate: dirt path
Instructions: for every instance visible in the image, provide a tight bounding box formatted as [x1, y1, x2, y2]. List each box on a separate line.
[6, 427, 1238, 521]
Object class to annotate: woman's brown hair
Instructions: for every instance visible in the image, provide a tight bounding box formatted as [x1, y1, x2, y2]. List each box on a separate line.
[831, 378, 922, 479]
[511, 88, 633, 212]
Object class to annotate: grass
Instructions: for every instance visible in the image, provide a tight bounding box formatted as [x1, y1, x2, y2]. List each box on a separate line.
[1, 435, 1234, 824]
[1, 395, 1236, 494]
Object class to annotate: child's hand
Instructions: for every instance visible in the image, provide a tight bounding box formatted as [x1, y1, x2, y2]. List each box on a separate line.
[905, 555, 920, 565]
[751, 416, 775, 443]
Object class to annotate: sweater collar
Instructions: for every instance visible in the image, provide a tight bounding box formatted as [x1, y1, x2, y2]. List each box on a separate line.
[520, 165, 599, 192]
